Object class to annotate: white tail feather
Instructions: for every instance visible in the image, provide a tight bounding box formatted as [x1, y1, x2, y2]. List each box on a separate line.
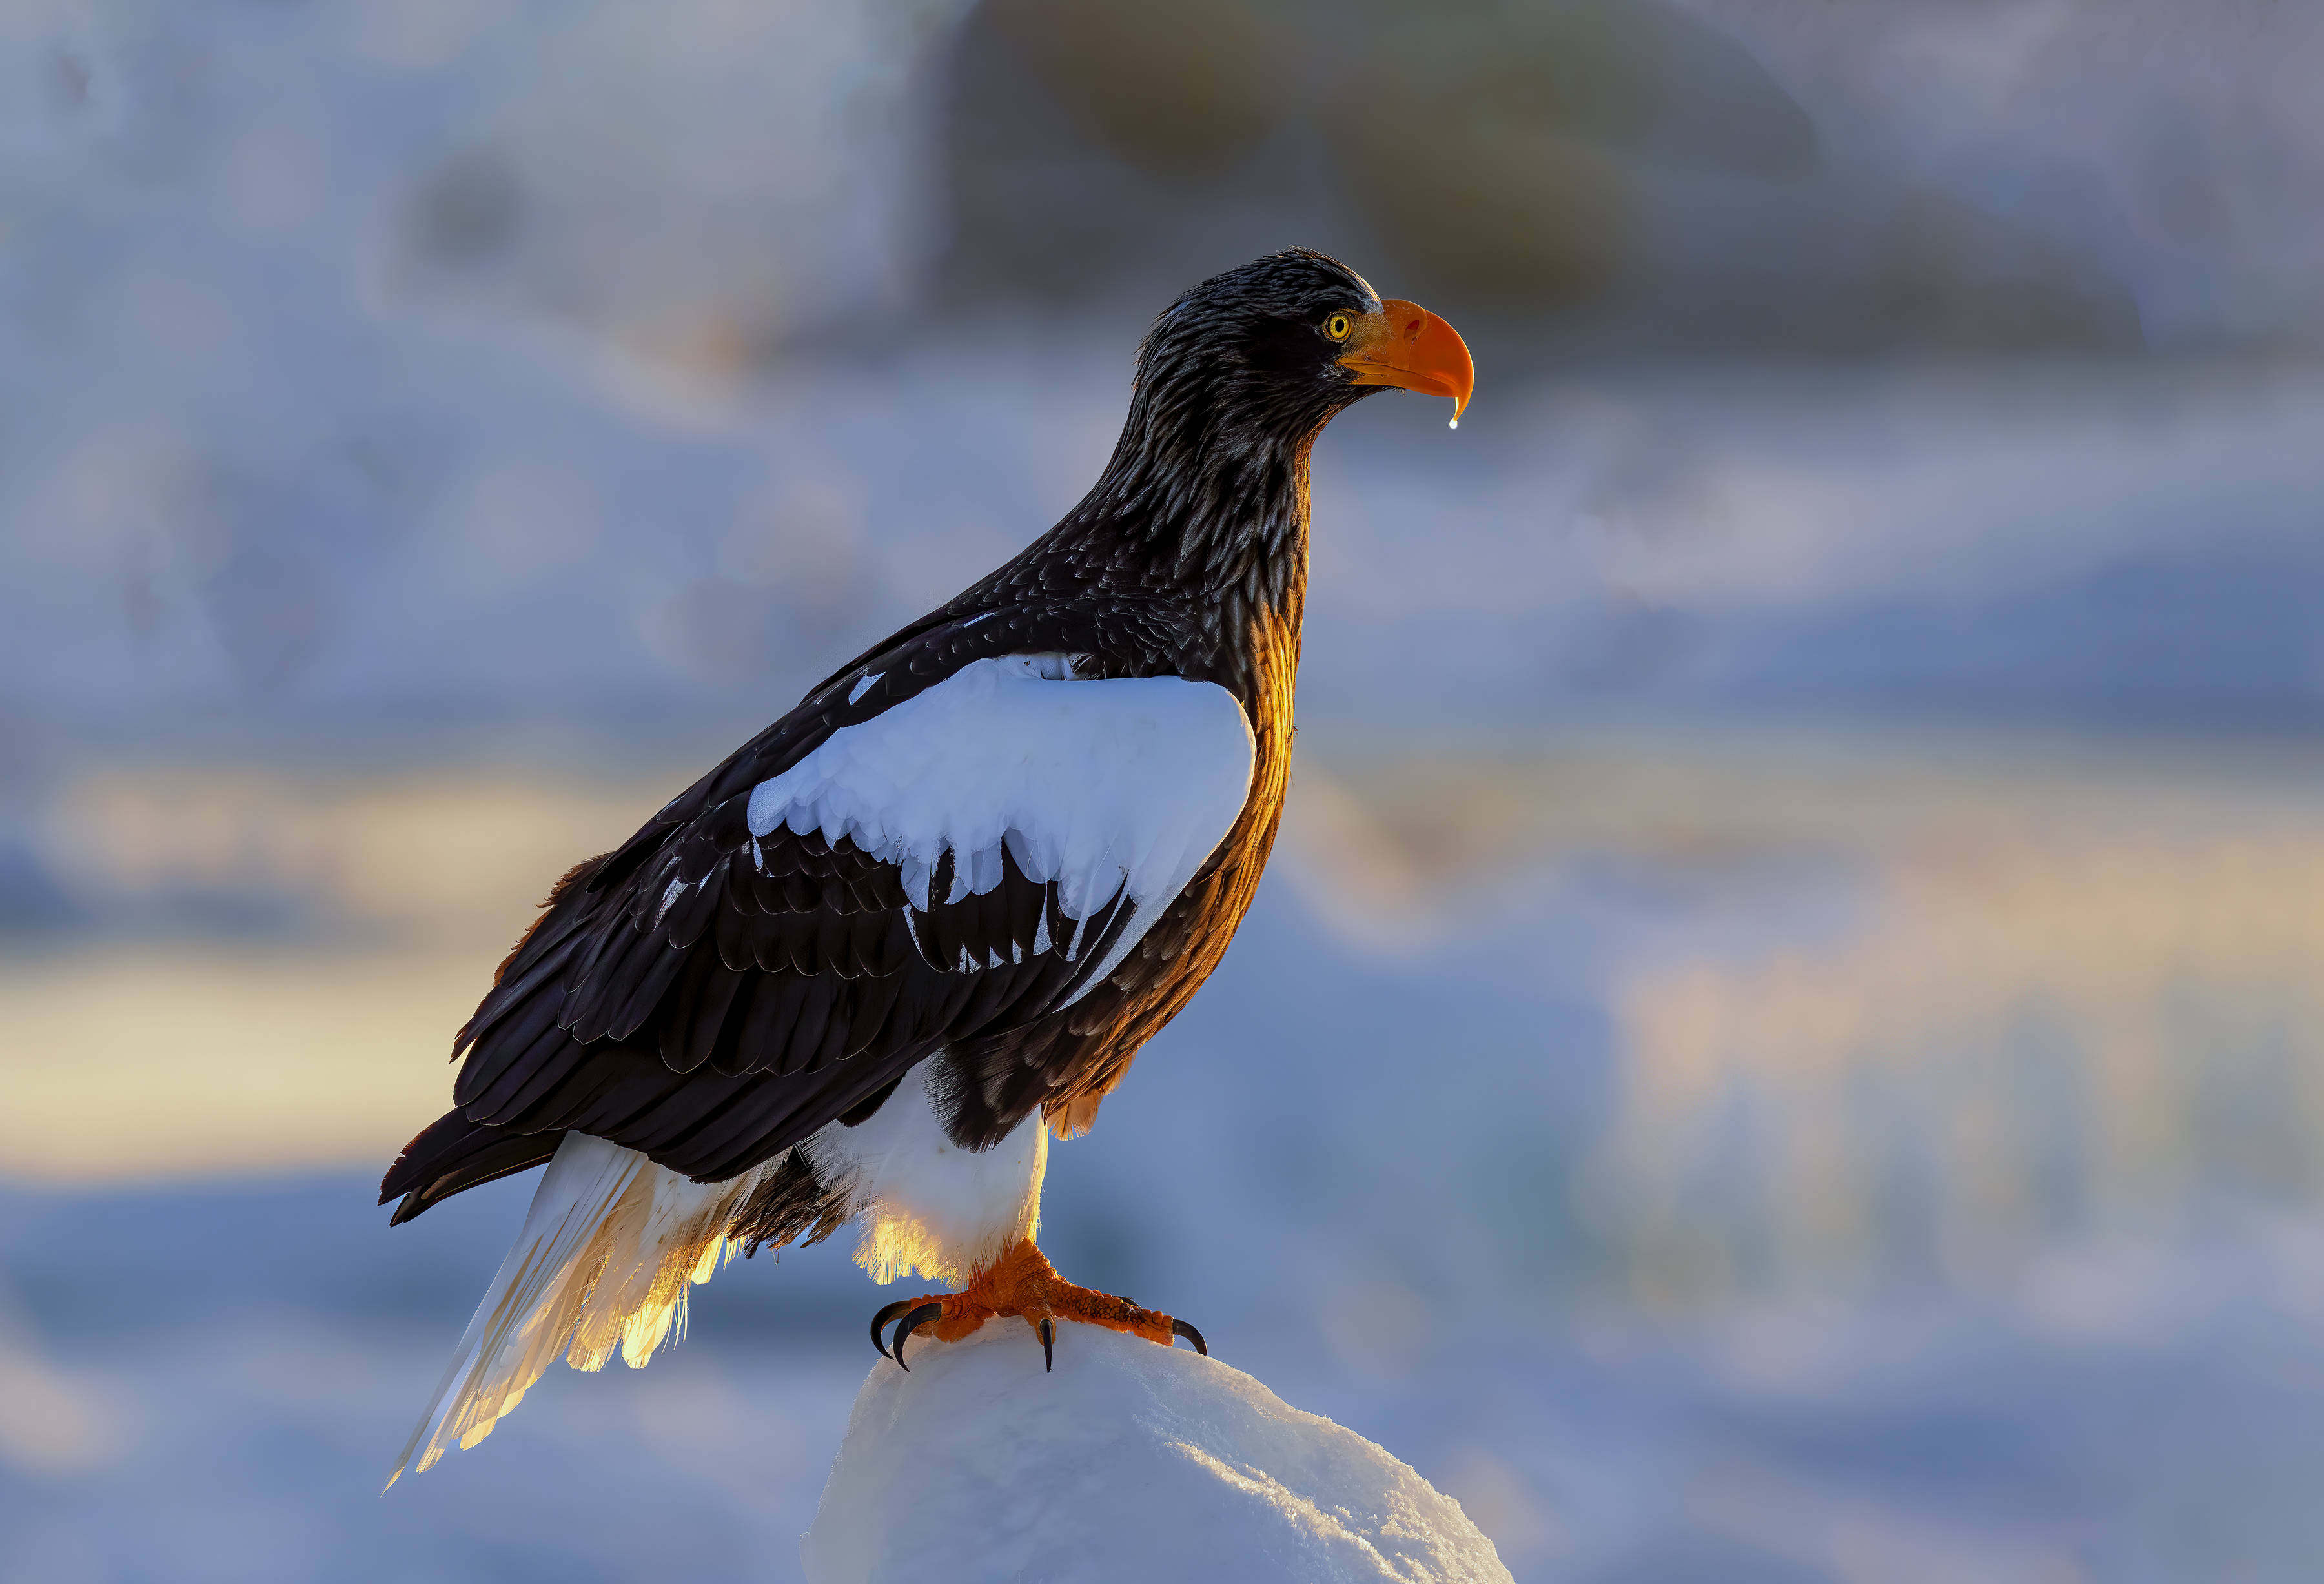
[386, 1133, 766, 1487]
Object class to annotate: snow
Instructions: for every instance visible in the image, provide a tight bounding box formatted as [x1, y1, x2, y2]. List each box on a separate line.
[748, 656, 1255, 996]
[802, 1322, 1510, 1584]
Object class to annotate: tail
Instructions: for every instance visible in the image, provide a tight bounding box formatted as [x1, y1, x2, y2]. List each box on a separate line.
[385, 1133, 768, 1487]
[380, 1110, 562, 1226]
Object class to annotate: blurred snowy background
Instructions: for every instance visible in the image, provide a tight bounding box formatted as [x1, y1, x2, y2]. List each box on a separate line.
[5, 1, 2324, 1579]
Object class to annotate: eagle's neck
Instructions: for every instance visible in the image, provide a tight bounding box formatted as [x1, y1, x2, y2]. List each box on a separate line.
[1065, 403, 1316, 627]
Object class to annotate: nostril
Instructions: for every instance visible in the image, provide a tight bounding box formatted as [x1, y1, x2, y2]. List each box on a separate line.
[1402, 316, 1422, 343]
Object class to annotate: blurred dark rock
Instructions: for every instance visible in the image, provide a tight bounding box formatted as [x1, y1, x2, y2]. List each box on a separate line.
[984, 0, 1279, 179]
[1322, 0, 1814, 303]
[934, 0, 2139, 352]
[1336, 116, 1635, 305]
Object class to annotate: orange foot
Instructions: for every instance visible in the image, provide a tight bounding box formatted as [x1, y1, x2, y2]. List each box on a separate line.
[868, 1239, 1207, 1371]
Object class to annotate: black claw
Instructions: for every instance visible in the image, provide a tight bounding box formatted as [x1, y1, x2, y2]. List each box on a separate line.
[890, 1301, 945, 1370]
[1037, 1317, 1055, 1372]
[869, 1299, 915, 1360]
[1171, 1317, 1208, 1356]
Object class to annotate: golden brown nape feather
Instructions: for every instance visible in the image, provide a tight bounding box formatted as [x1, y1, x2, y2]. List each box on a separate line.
[1046, 1092, 1104, 1140]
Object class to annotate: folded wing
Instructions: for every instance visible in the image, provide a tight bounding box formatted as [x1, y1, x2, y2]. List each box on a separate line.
[385, 653, 1254, 1215]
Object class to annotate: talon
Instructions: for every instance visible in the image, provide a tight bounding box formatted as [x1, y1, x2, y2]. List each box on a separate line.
[891, 1301, 945, 1370]
[882, 1241, 1198, 1374]
[869, 1298, 916, 1360]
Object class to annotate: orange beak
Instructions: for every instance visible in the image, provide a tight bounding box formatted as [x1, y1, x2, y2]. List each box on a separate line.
[1338, 298, 1474, 423]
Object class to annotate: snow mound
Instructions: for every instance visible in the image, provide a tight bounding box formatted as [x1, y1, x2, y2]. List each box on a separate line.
[802, 1321, 1511, 1584]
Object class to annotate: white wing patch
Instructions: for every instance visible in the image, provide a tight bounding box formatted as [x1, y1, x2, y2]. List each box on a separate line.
[746, 654, 1254, 1000]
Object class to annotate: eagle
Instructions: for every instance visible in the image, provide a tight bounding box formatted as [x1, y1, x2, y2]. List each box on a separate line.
[381, 249, 1473, 1483]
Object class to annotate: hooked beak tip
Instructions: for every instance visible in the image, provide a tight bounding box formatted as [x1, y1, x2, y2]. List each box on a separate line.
[1341, 298, 1474, 423]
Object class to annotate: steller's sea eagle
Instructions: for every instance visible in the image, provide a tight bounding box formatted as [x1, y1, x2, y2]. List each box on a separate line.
[380, 249, 1473, 1483]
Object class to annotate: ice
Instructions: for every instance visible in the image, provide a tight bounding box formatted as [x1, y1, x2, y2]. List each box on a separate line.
[803, 1323, 1509, 1584]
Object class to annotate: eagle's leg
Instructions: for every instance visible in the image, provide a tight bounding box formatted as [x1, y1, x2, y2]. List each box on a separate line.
[873, 1239, 1205, 1370]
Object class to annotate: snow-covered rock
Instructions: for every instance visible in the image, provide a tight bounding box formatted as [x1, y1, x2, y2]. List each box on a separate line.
[802, 1322, 1511, 1584]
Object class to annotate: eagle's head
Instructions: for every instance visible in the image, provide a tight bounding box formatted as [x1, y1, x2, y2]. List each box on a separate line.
[1063, 249, 1473, 596]
[1132, 249, 1474, 447]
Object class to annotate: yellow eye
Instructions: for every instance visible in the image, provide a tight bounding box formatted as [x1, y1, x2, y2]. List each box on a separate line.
[1323, 312, 1352, 341]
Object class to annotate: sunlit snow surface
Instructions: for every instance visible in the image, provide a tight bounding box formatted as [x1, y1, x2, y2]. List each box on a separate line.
[804, 1324, 1507, 1584]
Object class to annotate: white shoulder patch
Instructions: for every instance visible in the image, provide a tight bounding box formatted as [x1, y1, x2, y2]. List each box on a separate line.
[747, 655, 1254, 998]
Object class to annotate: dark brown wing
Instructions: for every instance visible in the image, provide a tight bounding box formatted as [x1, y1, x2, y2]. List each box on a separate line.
[383, 821, 1147, 1221]
[382, 601, 1192, 1221]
